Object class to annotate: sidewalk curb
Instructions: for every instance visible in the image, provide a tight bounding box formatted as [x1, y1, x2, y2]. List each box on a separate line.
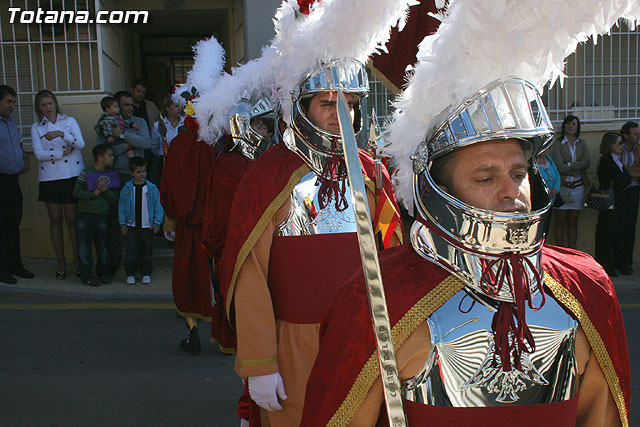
[0, 282, 174, 301]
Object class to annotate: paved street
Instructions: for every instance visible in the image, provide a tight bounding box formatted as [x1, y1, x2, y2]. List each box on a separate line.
[0, 256, 638, 426]
[0, 257, 241, 427]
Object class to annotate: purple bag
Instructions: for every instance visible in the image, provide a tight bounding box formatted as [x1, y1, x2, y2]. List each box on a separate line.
[86, 171, 121, 191]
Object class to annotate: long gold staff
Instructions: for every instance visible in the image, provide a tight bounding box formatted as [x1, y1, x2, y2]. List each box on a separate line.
[337, 91, 407, 427]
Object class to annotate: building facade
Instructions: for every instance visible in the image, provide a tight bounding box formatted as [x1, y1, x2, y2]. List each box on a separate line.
[1, 1, 639, 259]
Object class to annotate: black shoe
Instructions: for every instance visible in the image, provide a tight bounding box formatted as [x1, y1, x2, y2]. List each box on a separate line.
[619, 266, 633, 276]
[605, 267, 618, 278]
[11, 267, 34, 279]
[180, 326, 201, 354]
[0, 272, 17, 285]
[82, 277, 101, 287]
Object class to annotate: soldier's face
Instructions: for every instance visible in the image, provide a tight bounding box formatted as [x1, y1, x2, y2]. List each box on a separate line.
[304, 92, 358, 135]
[445, 139, 531, 213]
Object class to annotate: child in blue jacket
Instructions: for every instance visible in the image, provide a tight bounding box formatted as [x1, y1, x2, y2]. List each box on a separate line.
[118, 157, 164, 284]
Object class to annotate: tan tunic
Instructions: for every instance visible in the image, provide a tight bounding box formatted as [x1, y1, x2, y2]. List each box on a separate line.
[234, 190, 401, 426]
[349, 323, 621, 426]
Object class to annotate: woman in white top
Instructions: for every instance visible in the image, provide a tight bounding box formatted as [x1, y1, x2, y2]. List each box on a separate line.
[551, 115, 591, 249]
[149, 95, 184, 185]
[31, 90, 85, 279]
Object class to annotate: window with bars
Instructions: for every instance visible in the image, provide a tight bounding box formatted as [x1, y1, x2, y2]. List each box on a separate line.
[544, 20, 639, 124]
[0, 0, 100, 140]
[367, 20, 640, 128]
[170, 57, 194, 85]
[367, 68, 396, 127]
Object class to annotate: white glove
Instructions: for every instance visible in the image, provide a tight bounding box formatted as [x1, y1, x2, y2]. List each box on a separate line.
[248, 373, 287, 411]
[164, 230, 176, 242]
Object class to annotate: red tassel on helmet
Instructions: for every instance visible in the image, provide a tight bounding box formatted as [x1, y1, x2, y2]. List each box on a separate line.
[297, 0, 321, 15]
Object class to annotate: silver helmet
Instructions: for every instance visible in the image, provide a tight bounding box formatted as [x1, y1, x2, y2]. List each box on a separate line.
[411, 77, 555, 302]
[283, 58, 369, 177]
[229, 98, 276, 160]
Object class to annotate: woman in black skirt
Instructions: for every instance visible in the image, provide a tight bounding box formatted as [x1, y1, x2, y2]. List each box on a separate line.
[31, 90, 86, 279]
[594, 132, 631, 277]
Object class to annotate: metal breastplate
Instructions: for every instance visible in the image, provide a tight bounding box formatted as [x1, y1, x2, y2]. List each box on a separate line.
[410, 221, 542, 302]
[275, 170, 357, 236]
[403, 287, 578, 407]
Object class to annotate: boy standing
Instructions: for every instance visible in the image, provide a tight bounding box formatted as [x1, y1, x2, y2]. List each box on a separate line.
[119, 157, 163, 285]
[73, 145, 116, 286]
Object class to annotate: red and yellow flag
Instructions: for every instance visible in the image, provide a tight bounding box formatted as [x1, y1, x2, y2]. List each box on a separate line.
[373, 187, 400, 249]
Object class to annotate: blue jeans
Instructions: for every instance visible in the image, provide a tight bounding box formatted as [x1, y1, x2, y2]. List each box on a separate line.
[124, 227, 153, 276]
[76, 211, 109, 281]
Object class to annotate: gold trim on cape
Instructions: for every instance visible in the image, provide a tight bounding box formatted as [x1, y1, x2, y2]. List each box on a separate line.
[176, 310, 212, 322]
[237, 355, 279, 369]
[328, 274, 465, 426]
[260, 408, 271, 426]
[224, 164, 311, 320]
[544, 273, 628, 427]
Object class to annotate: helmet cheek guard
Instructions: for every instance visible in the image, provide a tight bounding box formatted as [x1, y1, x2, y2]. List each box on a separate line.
[229, 98, 276, 160]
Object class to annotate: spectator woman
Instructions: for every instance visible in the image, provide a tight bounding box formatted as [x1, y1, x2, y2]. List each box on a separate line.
[31, 90, 85, 279]
[551, 115, 590, 248]
[149, 95, 184, 185]
[595, 132, 631, 277]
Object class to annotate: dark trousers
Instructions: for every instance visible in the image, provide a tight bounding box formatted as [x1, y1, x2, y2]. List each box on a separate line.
[0, 174, 24, 274]
[614, 186, 640, 268]
[595, 209, 624, 271]
[146, 153, 163, 187]
[124, 227, 154, 276]
[76, 211, 109, 281]
[106, 176, 130, 271]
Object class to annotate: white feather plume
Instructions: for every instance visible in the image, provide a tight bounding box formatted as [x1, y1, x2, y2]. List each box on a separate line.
[195, 45, 278, 144]
[196, 0, 416, 144]
[171, 36, 226, 108]
[272, 0, 417, 123]
[385, 0, 640, 210]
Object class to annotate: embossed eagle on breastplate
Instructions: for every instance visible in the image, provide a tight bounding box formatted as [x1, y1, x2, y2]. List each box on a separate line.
[311, 206, 355, 232]
[463, 341, 549, 403]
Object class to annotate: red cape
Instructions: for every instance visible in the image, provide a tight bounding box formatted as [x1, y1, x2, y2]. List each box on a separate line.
[202, 150, 252, 353]
[202, 150, 252, 260]
[160, 129, 216, 225]
[160, 129, 216, 319]
[301, 244, 630, 427]
[218, 143, 404, 323]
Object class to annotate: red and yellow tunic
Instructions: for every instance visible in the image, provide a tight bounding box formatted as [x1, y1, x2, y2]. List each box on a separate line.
[219, 143, 403, 426]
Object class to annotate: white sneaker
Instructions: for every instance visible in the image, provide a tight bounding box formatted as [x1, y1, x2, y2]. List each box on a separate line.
[126, 276, 136, 285]
[141, 275, 151, 284]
